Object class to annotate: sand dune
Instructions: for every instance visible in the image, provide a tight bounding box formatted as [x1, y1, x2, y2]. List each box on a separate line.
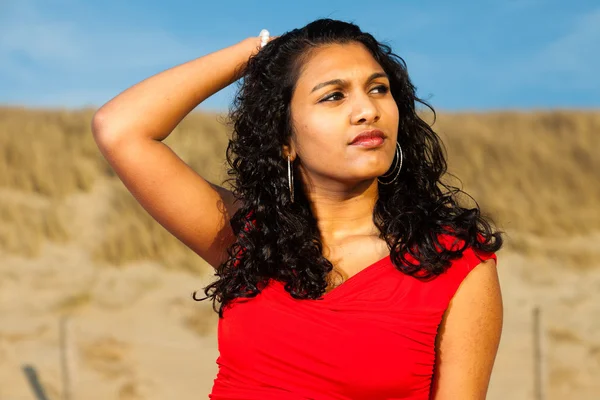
[0, 107, 598, 399]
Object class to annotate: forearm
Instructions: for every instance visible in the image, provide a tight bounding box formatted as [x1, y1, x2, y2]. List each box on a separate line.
[92, 38, 257, 143]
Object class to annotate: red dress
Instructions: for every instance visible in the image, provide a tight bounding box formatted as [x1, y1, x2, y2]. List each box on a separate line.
[209, 234, 497, 399]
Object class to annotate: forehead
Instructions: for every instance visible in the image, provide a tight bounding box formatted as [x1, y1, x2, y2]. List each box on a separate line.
[296, 43, 384, 89]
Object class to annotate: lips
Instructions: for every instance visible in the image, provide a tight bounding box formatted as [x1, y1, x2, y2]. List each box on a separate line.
[350, 129, 385, 145]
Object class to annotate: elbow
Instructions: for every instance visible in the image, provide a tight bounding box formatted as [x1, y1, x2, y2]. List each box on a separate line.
[91, 106, 115, 138]
[91, 108, 108, 139]
[91, 108, 122, 148]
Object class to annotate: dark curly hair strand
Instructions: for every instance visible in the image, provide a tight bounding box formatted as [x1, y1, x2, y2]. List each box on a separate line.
[193, 18, 504, 318]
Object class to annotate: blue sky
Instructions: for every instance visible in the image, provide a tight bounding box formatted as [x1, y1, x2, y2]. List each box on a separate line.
[1, 0, 598, 112]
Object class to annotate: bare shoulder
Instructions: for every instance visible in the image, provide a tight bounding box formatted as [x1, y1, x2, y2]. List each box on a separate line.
[430, 257, 503, 399]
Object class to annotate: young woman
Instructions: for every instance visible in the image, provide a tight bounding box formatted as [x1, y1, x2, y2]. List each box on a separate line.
[92, 18, 504, 400]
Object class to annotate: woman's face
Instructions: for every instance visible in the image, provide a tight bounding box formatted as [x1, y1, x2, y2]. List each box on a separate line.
[289, 41, 399, 188]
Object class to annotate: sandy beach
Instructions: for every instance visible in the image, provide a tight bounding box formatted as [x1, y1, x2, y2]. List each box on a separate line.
[1, 108, 598, 399]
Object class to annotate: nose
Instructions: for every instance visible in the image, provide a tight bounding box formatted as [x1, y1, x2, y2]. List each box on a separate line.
[350, 93, 380, 125]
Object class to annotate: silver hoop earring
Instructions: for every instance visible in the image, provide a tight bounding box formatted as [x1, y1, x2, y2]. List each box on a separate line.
[288, 155, 294, 203]
[377, 142, 403, 185]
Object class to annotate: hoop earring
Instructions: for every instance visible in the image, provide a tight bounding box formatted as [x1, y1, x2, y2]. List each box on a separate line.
[377, 142, 403, 185]
[288, 155, 294, 203]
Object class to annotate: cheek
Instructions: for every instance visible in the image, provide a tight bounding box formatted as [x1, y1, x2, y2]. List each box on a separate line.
[296, 118, 344, 165]
[384, 101, 400, 127]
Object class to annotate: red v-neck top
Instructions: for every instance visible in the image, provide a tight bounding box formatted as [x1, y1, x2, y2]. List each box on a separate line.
[209, 234, 497, 400]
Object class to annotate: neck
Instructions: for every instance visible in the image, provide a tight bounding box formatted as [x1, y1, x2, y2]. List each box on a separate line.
[302, 176, 381, 246]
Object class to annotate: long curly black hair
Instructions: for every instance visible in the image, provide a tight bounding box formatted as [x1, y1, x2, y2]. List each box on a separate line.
[194, 18, 504, 317]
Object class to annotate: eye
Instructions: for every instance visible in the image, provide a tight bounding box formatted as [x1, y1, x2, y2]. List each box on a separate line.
[319, 91, 344, 102]
[373, 84, 390, 94]
[318, 84, 390, 103]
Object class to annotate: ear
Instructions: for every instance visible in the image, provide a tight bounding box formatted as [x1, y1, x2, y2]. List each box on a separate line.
[282, 144, 295, 160]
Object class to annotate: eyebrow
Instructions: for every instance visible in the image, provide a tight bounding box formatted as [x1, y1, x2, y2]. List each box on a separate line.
[310, 72, 389, 94]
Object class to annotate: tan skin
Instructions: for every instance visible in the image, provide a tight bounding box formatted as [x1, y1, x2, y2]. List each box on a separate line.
[284, 42, 399, 289]
[286, 44, 503, 398]
[93, 37, 502, 399]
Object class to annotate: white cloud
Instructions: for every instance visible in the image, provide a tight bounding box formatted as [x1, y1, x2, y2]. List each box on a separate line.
[0, 0, 200, 78]
[505, 8, 600, 90]
[0, 0, 82, 65]
[0, 0, 207, 107]
[534, 8, 600, 84]
[408, 6, 600, 102]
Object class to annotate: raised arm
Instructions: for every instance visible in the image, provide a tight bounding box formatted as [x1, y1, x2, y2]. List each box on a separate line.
[91, 36, 271, 269]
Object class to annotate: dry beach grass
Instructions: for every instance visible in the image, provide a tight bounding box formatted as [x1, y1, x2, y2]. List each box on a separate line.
[0, 107, 598, 399]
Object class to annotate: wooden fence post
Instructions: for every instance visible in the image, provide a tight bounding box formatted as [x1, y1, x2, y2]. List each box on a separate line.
[59, 315, 73, 400]
[21, 365, 50, 400]
[533, 306, 545, 400]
